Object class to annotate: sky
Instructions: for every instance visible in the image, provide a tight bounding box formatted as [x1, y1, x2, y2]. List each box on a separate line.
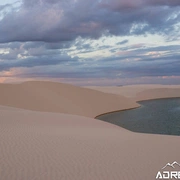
[0, 0, 180, 85]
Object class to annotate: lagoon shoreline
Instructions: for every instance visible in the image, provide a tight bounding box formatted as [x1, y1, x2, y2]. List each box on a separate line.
[96, 98, 180, 136]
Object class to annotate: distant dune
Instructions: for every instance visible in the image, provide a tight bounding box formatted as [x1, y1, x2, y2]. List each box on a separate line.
[86, 85, 180, 100]
[135, 88, 180, 101]
[0, 81, 139, 117]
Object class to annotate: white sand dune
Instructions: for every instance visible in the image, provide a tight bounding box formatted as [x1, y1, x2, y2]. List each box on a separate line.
[135, 88, 180, 101]
[0, 106, 180, 180]
[86, 85, 180, 100]
[0, 81, 138, 118]
[0, 81, 180, 180]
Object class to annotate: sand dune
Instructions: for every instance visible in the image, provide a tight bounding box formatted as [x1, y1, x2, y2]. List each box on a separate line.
[0, 106, 180, 180]
[1, 82, 180, 180]
[0, 81, 138, 118]
[135, 88, 180, 101]
[86, 85, 180, 100]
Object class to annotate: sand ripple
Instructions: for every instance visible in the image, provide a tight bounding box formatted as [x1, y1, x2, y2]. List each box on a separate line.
[0, 106, 180, 180]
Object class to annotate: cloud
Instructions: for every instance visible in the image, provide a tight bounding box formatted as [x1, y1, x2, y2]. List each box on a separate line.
[0, 4, 11, 11]
[100, 0, 180, 11]
[0, 0, 179, 43]
[117, 40, 129, 45]
[0, 44, 78, 71]
[0, 0, 180, 85]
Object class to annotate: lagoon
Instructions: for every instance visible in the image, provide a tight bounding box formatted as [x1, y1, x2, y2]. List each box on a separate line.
[96, 98, 180, 136]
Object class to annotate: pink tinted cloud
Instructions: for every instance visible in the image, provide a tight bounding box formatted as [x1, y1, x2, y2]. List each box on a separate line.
[116, 51, 132, 56]
[72, 22, 102, 34]
[129, 43, 146, 49]
[99, 0, 180, 11]
[99, 0, 142, 10]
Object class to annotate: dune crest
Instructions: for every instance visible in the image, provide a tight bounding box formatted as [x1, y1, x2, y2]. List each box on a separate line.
[0, 81, 139, 117]
[86, 85, 180, 100]
[135, 88, 180, 101]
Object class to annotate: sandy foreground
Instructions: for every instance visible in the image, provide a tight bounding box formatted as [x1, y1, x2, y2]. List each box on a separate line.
[1, 81, 180, 180]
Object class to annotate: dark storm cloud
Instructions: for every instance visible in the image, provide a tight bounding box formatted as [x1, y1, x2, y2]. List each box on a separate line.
[14, 70, 102, 79]
[0, 41, 74, 61]
[0, 42, 22, 49]
[100, 0, 180, 11]
[91, 58, 180, 78]
[141, 54, 180, 62]
[0, 53, 78, 71]
[144, 45, 180, 52]
[117, 40, 129, 45]
[119, 61, 180, 78]
[45, 42, 73, 50]
[0, 0, 180, 43]
[146, 0, 180, 7]
[116, 44, 180, 56]
[8, 41, 72, 51]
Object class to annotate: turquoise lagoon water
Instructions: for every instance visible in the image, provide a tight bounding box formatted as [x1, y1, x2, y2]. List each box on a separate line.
[96, 98, 180, 136]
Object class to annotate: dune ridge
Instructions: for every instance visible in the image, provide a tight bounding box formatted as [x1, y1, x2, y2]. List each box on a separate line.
[135, 88, 180, 101]
[0, 81, 139, 118]
[86, 85, 180, 100]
